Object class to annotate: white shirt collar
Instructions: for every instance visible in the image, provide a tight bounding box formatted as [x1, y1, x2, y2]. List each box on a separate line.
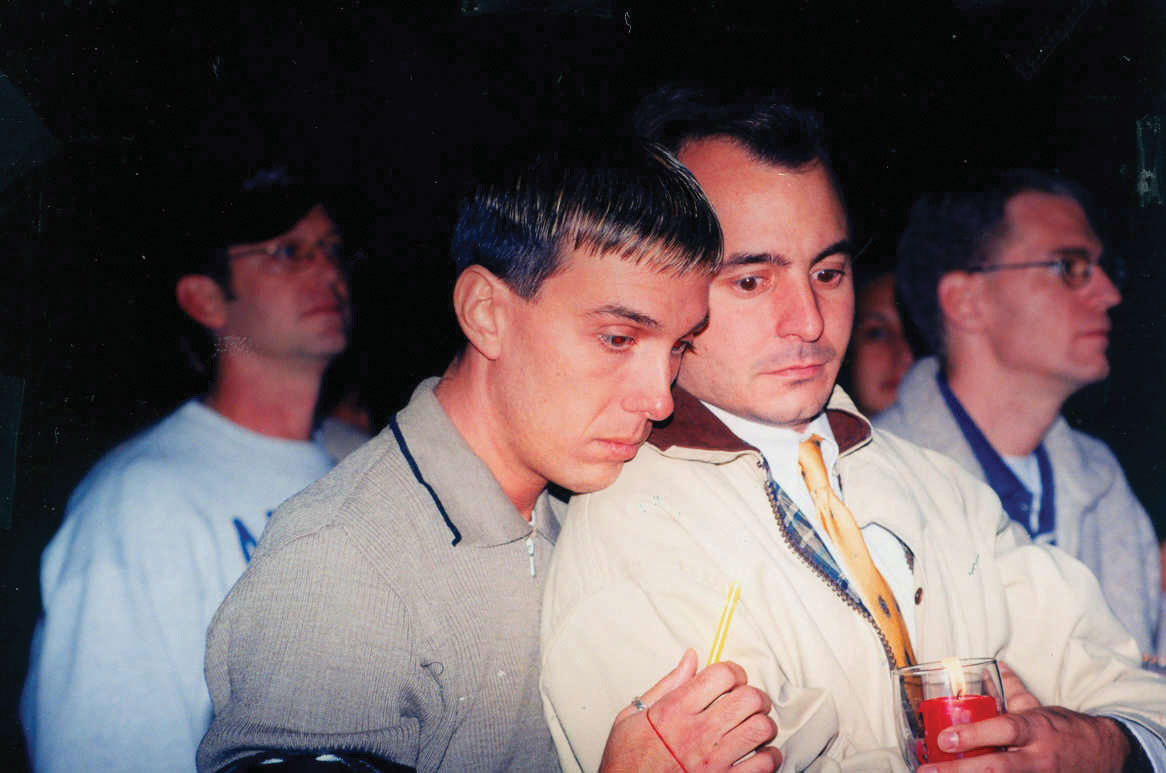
[700, 402, 919, 643]
[701, 403, 839, 521]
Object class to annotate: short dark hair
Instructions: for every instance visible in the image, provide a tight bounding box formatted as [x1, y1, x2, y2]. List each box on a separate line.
[176, 168, 333, 291]
[631, 84, 834, 177]
[452, 135, 722, 299]
[896, 169, 1094, 354]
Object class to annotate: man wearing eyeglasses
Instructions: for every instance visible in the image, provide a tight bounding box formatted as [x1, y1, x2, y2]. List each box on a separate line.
[20, 175, 353, 772]
[878, 170, 1163, 665]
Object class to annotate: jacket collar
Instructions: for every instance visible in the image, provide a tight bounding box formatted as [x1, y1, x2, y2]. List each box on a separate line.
[886, 356, 1113, 518]
[650, 385, 872, 454]
[935, 369, 1055, 538]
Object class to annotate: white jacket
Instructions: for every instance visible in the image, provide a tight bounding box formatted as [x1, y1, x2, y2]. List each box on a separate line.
[541, 386, 1166, 772]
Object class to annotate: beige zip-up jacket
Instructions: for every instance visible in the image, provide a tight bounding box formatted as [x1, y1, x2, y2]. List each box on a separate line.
[540, 386, 1166, 772]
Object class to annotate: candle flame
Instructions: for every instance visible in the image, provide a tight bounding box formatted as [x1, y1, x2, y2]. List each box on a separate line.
[942, 657, 967, 698]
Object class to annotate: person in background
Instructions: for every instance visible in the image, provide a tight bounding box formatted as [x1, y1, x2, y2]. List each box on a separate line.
[878, 171, 1163, 664]
[316, 387, 373, 459]
[315, 352, 375, 461]
[844, 269, 915, 416]
[197, 136, 781, 773]
[540, 86, 1165, 772]
[20, 172, 353, 772]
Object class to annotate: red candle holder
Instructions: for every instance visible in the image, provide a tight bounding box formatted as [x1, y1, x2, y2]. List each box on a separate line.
[893, 657, 1006, 769]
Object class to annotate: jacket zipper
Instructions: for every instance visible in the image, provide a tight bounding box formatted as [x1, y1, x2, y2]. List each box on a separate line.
[760, 459, 899, 671]
[526, 507, 537, 577]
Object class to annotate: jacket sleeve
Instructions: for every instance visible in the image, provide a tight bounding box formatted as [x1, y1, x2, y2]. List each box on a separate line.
[991, 513, 1166, 750]
[198, 526, 438, 772]
[1089, 460, 1162, 660]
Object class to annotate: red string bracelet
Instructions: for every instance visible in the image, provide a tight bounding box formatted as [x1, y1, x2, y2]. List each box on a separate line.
[644, 708, 690, 773]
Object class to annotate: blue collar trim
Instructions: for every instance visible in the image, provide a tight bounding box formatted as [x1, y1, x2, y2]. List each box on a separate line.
[389, 413, 462, 546]
[936, 371, 1055, 539]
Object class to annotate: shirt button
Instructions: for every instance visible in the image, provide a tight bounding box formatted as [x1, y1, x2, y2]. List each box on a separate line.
[914, 587, 923, 605]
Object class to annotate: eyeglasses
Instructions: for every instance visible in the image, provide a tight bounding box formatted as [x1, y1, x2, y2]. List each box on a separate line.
[966, 249, 1125, 290]
[230, 236, 350, 275]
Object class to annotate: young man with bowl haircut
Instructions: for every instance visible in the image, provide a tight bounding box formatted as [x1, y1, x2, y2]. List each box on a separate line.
[198, 137, 782, 773]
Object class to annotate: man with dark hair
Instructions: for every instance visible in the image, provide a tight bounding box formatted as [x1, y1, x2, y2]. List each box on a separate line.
[21, 175, 354, 771]
[541, 88, 1165, 771]
[197, 137, 782, 773]
[878, 172, 1162, 662]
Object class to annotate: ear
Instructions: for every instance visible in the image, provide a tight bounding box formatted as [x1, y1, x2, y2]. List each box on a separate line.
[176, 275, 230, 331]
[451, 266, 512, 361]
[936, 271, 986, 335]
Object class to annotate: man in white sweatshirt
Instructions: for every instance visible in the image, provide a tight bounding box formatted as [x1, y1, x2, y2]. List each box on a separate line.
[21, 173, 352, 772]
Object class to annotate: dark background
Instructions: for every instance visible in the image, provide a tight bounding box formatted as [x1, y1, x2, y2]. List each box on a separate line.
[2, 0, 1165, 766]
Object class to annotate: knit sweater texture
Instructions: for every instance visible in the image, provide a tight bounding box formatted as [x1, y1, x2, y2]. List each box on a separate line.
[199, 379, 562, 772]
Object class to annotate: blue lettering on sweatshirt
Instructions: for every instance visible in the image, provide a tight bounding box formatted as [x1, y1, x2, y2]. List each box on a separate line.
[234, 509, 276, 562]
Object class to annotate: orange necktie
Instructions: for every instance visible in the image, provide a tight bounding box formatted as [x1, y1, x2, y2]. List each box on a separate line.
[798, 434, 916, 668]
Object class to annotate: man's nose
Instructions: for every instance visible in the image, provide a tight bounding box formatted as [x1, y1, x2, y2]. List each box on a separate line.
[776, 280, 824, 341]
[311, 243, 345, 274]
[1088, 265, 1122, 310]
[307, 245, 348, 290]
[620, 355, 676, 422]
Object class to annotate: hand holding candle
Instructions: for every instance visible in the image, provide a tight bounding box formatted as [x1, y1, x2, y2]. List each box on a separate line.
[893, 657, 1006, 768]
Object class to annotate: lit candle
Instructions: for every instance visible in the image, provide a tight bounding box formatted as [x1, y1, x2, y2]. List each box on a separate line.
[918, 658, 1000, 763]
[920, 693, 998, 762]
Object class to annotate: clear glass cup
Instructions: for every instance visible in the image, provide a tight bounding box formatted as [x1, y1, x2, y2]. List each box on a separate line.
[893, 657, 1006, 769]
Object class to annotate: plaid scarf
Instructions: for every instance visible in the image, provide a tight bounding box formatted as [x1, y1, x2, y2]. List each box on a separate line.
[768, 476, 866, 613]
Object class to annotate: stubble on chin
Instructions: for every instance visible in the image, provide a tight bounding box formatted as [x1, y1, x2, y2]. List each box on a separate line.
[748, 372, 836, 430]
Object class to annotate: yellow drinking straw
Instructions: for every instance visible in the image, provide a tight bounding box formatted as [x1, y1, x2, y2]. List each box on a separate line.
[707, 581, 742, 665]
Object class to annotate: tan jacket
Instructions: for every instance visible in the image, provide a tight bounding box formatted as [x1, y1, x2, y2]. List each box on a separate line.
[540, 386, 1166, 772]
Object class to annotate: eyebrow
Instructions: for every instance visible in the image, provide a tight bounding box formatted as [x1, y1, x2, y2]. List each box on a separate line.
[1051, 246, 1093, 259]
[724, 239, 855, 268]
[586, 304, 663, 329]
[285, 230, 343, 246]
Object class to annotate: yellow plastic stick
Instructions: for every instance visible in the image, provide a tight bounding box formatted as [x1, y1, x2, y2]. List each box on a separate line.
[707, 581, 742, 665]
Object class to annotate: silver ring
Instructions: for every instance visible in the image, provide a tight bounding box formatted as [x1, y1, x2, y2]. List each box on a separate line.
[631, 696, 648, 712]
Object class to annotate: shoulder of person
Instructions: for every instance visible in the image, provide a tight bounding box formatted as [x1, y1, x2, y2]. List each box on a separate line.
[254, 425, 459, 574]
[62, 418, 215, 533]
[1045, 418, 1145, 509]
[556, 448, 721, 577]
[857, 428, 1012, 532]
[1051, 418, 1124, 468]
